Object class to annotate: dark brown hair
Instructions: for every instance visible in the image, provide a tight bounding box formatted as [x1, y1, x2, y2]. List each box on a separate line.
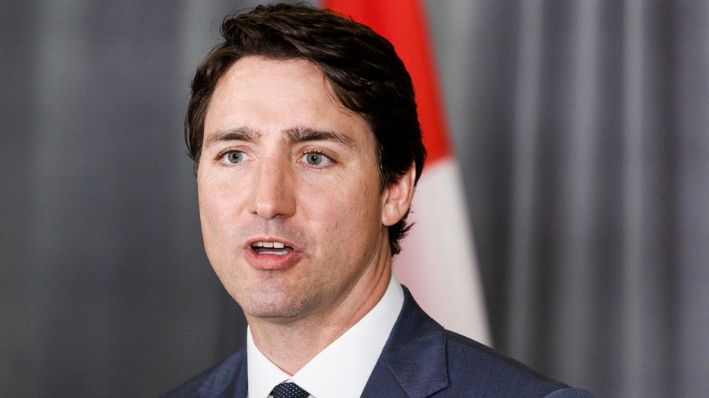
[186, 3, 426, 255]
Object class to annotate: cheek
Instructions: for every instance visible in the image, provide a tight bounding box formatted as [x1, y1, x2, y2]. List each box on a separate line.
[198, 184, 222, 231]
[197, 177, 243, 250]
[300, 175, 382, 242]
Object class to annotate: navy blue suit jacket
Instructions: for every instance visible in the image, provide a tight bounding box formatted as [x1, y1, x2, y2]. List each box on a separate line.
[165, 287, 592, 397]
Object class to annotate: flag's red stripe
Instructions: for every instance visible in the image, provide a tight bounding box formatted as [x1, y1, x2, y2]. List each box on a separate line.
[323, 0, 450, 166]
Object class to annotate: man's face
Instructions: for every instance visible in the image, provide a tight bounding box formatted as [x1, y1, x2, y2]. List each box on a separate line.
[198, 56, 401, 323]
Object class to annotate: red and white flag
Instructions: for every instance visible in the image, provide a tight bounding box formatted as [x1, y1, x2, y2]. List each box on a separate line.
[324, 0, 491, 345]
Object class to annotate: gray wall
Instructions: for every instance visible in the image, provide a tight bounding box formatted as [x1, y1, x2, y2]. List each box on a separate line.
[1, 1, 707, 397]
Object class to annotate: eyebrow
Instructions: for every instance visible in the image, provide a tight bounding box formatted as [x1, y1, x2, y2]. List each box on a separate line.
[283, 127, 356, 148]
[204, 126, 356, 149]
[204, 126, 259, 148]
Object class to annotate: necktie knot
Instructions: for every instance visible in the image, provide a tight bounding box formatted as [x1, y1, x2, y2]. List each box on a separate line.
[270, 381, 310, 398]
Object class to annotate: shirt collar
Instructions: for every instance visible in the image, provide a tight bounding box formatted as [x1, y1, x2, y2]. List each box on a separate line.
[247, 275, 404, 398]
[247, 330, 290, 398]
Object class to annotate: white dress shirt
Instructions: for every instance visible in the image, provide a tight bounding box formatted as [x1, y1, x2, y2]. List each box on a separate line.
[247, 276, 404, 398]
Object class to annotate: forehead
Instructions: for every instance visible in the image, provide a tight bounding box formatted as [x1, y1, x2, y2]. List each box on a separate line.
[213, 56, 330, 101]
[204, 56, 369, 141]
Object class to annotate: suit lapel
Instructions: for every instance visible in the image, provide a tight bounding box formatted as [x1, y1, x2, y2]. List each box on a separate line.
[361, 286, 449, 398]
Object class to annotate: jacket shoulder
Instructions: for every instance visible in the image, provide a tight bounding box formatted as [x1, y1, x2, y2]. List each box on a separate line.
[374, 286, 592, 397]
[443, 331, 592, 397]
[162, 350, 246, 398]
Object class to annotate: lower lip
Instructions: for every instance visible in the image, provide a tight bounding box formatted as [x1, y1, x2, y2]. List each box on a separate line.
[245, 248, 302, 270]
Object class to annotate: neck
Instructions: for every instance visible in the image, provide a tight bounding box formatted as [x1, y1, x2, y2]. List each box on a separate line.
[247, 249, 392, 375]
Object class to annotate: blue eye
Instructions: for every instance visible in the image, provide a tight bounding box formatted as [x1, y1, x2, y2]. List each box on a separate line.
[305, 153, 326, 166]
[224, 151, 245, 164]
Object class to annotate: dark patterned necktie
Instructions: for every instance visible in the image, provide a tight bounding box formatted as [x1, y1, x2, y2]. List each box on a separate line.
[269, 381, 310, 398]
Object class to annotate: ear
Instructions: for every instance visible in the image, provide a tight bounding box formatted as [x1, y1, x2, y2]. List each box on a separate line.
[381, 165, 416, 227]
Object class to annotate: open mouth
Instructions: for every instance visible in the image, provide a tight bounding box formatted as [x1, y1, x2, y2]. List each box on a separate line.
[250, 241, 294, 256]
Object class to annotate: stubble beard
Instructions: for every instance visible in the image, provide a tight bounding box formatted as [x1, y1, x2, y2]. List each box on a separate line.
[231, 269, 329, 323]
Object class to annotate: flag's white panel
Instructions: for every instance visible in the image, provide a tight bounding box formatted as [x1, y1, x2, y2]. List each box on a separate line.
[394, 158, 491, 346]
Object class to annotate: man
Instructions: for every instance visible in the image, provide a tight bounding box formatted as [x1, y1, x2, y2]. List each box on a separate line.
[167, 4, 592, 398]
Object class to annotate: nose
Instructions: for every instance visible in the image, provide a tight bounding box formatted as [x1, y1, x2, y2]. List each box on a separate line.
[248, 158, 296, 220]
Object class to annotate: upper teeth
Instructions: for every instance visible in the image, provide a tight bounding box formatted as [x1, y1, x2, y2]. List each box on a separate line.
[253, 241, 286, 249]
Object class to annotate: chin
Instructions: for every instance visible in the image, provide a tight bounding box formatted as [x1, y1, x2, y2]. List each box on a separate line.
[236, 289, 317, 321]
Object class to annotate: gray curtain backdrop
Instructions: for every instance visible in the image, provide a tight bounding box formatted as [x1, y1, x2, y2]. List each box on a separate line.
[426, 1, 708, 398]
[1, 1, 706, 397]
